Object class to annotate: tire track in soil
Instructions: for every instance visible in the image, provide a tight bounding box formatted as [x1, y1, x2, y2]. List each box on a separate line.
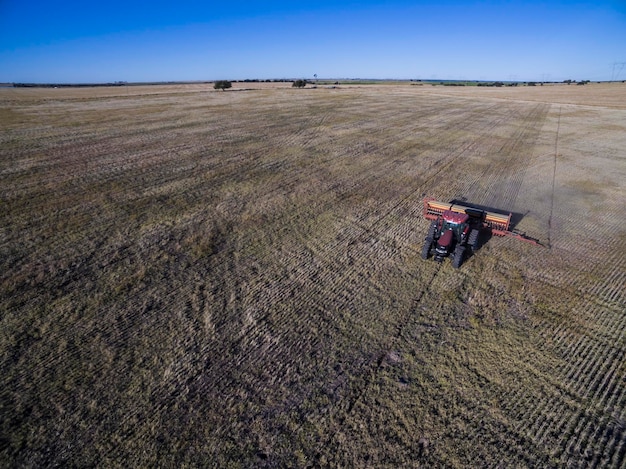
[173, 99, 516, 438]
[460, 102, 551, 211]
[361, 100, 544, 236]
[7, 88, 622, 466]
[532, 287, 625, 386]
[155, 98, 551, 444]
[502, 293, 625, 466]
[337, 101, 539, 274]
[182, 213, 411, 426]
[334, 262, 444, 418]
[2, 103, 339, 294]
[455, 224, 624, 467]
[0, 93, 495, 269]
[344, 101, 511, 241]
[251, 94, 623, 460]
[217, 99, 509, 259]
[547, 106, 561, 249]
[278, 107, 508, 300]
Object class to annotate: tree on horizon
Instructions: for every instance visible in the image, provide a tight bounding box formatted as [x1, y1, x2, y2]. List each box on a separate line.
[214, 80, 232, 91]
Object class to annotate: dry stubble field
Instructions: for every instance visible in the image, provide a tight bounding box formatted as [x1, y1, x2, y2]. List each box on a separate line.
[1, 82, 625, 468]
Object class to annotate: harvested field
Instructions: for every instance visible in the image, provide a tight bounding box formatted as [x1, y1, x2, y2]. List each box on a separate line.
[1, 82, 625, 467]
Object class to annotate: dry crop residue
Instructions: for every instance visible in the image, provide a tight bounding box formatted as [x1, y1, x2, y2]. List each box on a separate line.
[1, 83, 625, 468]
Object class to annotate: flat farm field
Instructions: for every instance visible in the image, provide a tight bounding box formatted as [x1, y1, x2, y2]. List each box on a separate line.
[1, 82, 625, 467]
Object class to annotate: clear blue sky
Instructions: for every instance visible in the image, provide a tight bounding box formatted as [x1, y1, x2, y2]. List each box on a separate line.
[1, 0, 625, 83]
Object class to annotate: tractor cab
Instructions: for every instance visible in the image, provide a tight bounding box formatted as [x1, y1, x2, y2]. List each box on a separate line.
[441, 210, 470, 241]
[442, 210, 469, 225]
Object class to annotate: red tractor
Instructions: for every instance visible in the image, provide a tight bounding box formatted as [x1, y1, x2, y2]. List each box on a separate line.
[421, 210, 480, 268]
[421, 198, 539, 268]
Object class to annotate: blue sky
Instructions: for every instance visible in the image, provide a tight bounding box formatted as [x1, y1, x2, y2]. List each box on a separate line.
[1, 0, 625, 83]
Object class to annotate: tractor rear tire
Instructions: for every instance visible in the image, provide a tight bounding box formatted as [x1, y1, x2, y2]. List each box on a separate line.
[452, 246, 465, 268]
[468, 229, 479, 253]
[421, 238, 433, 260]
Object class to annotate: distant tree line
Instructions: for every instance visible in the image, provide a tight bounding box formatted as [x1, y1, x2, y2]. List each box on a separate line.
[13, 82, 128, 88]
[231, 79, 309, 83]
[237, 79, 288, 82]
[211, 78, 317, 90]
[476, 81, 514, 87]
[213, 80, 232, 91]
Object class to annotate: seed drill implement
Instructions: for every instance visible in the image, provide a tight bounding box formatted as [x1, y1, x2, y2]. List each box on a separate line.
[421, 198, 539, 268]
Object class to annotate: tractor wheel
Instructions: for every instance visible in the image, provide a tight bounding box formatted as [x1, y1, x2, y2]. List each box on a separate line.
[468, 229, 479, 252]
[421, 238, 433, 260]
[452, 245, 465, 268]
[421, 238, 433, 259]
[427, 220, 437, 239]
